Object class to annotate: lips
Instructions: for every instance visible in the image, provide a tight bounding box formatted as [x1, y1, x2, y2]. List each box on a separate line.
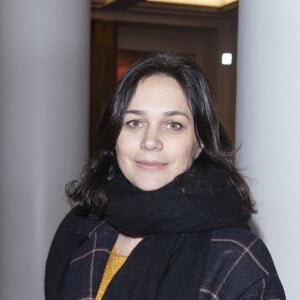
[135, 160, 168, 171]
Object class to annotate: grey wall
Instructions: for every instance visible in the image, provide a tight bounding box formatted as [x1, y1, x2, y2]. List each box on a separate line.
[0, 1, 90, 298]
[235, 0, 300, 298]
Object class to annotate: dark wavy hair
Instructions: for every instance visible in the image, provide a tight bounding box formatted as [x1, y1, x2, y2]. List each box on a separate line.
[67, 52, 254, 215]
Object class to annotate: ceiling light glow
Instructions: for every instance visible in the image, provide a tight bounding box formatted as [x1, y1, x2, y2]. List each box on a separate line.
[221, 52, 232, 65]
[146, 0, 237, 8]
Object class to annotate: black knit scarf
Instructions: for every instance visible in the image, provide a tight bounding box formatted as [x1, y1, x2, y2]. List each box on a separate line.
[100, 163, 249, 300]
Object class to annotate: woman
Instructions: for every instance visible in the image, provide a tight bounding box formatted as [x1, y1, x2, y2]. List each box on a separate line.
[45, 53, 285, 299]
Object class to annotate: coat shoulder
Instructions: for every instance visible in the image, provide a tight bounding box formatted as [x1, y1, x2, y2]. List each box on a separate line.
[198, 227, 285, 299]
[44, 208, 88, 300]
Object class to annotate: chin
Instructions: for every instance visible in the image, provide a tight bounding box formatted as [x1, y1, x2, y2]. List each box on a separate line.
[132, 178, 172, 191]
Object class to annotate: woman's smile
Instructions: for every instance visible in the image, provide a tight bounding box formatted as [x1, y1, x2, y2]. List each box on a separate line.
[135, 160, 169, 171]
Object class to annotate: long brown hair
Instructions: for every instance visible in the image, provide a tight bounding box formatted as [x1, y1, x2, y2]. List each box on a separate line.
[66, 53, 255, 215]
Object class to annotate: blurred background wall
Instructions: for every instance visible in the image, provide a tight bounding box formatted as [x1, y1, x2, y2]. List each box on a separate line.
[0, 0, 299, 298]
[0, 1, 90, 299]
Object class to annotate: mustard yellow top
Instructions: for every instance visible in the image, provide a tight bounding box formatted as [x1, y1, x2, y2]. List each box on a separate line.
[96, 247, 127, 300]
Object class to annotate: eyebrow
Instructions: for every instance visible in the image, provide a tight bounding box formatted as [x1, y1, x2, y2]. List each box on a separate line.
[125, 109, 191, 120]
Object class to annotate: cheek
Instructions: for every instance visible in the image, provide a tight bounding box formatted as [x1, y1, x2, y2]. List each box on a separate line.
[115, 137, 125, 161]
[174, 145, 196, 170]
[115, 134, 134, 163]
[116, 131, 127, 151]
[181, 139, 201, 166]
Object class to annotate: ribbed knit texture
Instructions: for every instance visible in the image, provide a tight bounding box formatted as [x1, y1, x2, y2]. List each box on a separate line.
[96, 247, 127, 300]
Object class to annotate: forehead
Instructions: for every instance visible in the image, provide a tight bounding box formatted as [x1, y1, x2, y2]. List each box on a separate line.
[128, 74, 191, 112]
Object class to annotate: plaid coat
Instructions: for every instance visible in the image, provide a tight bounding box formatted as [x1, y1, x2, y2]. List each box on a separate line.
[45, 210, 285, 300]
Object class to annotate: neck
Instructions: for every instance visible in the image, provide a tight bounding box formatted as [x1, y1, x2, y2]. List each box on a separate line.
[114, 233, 143, 256]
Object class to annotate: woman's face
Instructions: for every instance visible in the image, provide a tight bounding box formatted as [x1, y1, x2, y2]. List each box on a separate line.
[115, 74, 201, 191]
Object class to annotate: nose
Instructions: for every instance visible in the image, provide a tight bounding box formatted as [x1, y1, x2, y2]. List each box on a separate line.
[140, 126, 163, 151]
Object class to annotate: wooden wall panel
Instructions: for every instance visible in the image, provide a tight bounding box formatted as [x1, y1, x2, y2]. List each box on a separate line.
[90, 20, 117, 155]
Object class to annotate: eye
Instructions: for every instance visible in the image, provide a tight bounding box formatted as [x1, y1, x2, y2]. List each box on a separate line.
[166, 121, 183, 131]
[125, 119, 142, 128]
